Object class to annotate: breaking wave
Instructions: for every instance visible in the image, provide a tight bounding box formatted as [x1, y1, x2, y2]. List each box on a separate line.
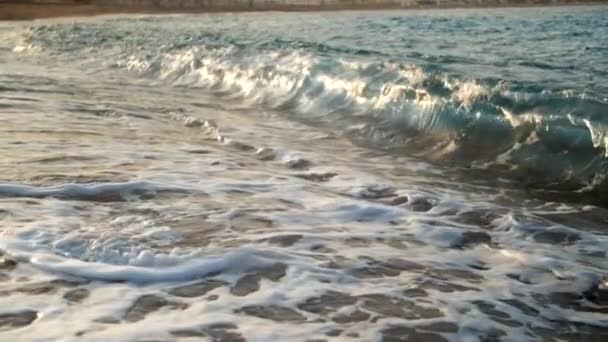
[15, 20, 608, 205]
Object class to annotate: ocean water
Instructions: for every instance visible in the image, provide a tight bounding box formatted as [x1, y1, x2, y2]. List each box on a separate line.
[1, 6, 607, 341]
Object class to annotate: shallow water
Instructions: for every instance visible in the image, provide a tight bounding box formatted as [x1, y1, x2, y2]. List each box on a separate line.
[1, 6, 607, 341]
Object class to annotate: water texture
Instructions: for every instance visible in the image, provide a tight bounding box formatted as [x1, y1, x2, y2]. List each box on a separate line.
[0, 6, 607, 341]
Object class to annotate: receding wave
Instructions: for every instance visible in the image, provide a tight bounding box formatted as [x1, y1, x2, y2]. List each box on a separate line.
[15, 22, 608, 205]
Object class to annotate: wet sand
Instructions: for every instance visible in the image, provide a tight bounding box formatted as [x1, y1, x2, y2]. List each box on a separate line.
[1, 0, 606, 20]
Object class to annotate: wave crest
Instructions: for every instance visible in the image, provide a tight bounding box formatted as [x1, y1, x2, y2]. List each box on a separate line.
[15, 22, 608, 204]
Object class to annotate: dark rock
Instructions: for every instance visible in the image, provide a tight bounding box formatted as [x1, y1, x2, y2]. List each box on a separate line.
[236, 305, 305, 322]
[462, 326, 507, 341]
[458, 231, 493, 248]
[256, 148, 276, 161]
[538, 208, 608, 234]
[351, 257, 425, 279]
[325, 329, 342, 337]
[168, 280, 226, 298]
[332, 310, 370, 323]
[50, 279, 88, 287]
[409, 198, 435, 212]
[345, 237, 371, 247]
[312, 245, 337, 254]
[583, 276, 608, 306]
[382, 238, 409, 250]
[473, 300, 522, 327]
[0, 310, 38, 331]
[532, 229, 580, 245]
[185, 149, 211, 154]
[385, 258, 426, 272]
[172, 323, 245, 342]
[204, 323, 246, 342]
[63, 288, 90, 303]
[403, 288, 428, 298]
[0, 210, 11, 220]
[359, 294, 443, 319]
[14, 282, 59, 295]
[536, 277, 608, 314]
[286, 159, 312, 170]
[455, 210, 501, 228]
[3, 279, 88, 297]
[206, 323, 238, 330]
[171, 329, 205, 338]
[580, 250, 605, 258]
[231, 274, 261, 297]
[319, 259, 343, 270]
[499, 299, 540, 316]
[294, 173, 337, 182]
[532, 320, 608, 342]
[389, 196, 409, 206]
[206, 295, 219, 301]
[228, 141, 256, 152]
[431, 268, 485, 284]
[265, 234, 302, 247]
[230, 215, 274, 231]
[255, 262, 287, 282]
[418, 321, 459, 333]
[468, 262, 491, 271]
[506, 273, 533, 285]
[381, 326, 448, 342]
[356, 185, 396, 199]
[351, 266, 400, 278]
[546, 292, 584, 307]
[298, 291, 357, 315]
[94, 316, 121, 324]
[0, 257, 17, 271]
[125, 294, 188, 322]
[418, 279, 480, 293]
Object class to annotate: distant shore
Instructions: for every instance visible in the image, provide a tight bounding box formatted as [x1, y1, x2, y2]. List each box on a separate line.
[1, 0, 606, 20]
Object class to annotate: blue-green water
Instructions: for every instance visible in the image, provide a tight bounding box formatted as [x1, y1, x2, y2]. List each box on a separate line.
[13, 7, 608, 201]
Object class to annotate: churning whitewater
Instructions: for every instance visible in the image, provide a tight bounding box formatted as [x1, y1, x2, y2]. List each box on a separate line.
[1, 6, 607, 342]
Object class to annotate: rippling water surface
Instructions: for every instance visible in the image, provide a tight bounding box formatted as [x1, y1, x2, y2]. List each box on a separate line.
[1, 6, 607, 341]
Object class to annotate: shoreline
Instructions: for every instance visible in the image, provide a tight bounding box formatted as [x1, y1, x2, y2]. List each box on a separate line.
[1, 1, 606, 21]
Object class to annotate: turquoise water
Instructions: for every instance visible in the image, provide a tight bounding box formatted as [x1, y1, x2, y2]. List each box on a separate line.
[13, 6, 608, 202]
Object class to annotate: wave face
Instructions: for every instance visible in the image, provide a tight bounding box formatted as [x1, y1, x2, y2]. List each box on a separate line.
[13, 7, 608, 202]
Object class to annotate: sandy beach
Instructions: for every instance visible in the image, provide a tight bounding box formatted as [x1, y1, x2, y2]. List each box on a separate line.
[1, 0, 606, 20]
